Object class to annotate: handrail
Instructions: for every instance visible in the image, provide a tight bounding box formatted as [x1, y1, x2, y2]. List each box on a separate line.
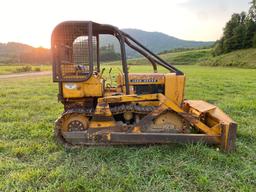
[123, 38, 158, 73]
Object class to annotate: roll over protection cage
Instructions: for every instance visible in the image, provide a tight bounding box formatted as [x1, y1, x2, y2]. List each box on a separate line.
[51, 21, 184, 95]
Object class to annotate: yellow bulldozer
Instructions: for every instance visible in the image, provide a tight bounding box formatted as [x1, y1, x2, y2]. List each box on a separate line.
[51, 21, 237, 152]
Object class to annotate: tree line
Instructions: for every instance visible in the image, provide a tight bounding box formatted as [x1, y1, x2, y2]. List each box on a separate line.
[0, 42, 120, 65]
[0, 42, 51, 64]
[213, 1, 256, 56]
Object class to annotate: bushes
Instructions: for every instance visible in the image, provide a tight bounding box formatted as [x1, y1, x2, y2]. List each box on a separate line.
[34, 67, 41, 72]
[14, 65, 41, 73]
[15, 65, 32, 73]
[199, 48, 256, 68]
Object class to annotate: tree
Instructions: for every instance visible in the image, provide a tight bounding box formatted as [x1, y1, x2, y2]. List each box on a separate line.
[232, 22, 247, 50]
[212, 38, 224, 56]
[244, 2, 256, 48]
[244, 19, 256, 48]
[213, 3, 256, 56]
[248, 0, 256, 21]
[252, 32, 256, 47]
[222, 13, 245, 53]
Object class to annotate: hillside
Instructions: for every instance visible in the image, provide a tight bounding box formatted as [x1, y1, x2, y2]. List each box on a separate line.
[106, 48, 211, 65]
[130, 48, 256, 68]
[105, 47, 256, 69]
[100, 29, 214, 58]
[199, 48, 256, 68]
[0, 42, 50, 64]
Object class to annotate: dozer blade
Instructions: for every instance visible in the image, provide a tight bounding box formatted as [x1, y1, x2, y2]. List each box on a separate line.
[184, 100, 237, 152]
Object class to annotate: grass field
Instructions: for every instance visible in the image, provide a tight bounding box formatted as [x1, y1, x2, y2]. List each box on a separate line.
[0, 65, 51, 75]
[0, 65, 256, 191]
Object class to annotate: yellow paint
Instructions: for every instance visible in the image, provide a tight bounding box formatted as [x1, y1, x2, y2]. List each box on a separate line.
[62, 83, 84, 98]
[83, 75, 103, 97]
[62, 75, 103, 98]
[158, 93, 220, 137]
[98, 94, 159, 103]
[132, 126, 141, 133]
[61, 70, 227, 144]
[89, 102, 116, 128]
[164, 73, 185, 106]
[89, 120, 116, 128]
[136, 101, 160, 106]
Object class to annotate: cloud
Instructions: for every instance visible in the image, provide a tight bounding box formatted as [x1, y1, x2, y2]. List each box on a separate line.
[180, 0, 250, 20]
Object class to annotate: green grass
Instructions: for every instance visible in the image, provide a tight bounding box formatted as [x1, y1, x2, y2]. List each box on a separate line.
[106, 48, 256, 69]
[199, 48, 256, 68]
[105, 49, 212, 66]
[160, 49, 212, 65]
[0, 65, 51, 75]
[0, 65, 256, 191]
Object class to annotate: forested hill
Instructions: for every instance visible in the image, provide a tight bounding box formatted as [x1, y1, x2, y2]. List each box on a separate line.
[0, 29, 214, 64]
[100, 29, 214, 58]
[0, 42, 50, 64]
[123, 29, 213, 52]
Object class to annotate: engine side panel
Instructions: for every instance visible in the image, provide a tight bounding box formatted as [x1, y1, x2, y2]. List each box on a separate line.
[62, 75, 104, 98]
[165, 73, 185, 106]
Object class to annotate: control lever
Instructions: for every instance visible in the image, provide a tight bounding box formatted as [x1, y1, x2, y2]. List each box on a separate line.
[108, 67, 113, 87]
[99, 68, 106, 80]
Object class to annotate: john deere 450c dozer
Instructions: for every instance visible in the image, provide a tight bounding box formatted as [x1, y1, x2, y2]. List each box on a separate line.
[52, 21, 237, 152]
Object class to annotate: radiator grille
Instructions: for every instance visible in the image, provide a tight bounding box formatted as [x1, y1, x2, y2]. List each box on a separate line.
[134, 84, 164, 95]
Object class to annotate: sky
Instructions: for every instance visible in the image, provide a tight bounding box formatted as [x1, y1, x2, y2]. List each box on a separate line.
[0, 0, 251, 48]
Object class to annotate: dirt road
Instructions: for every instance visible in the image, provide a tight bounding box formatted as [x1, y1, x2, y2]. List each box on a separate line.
[0, 71, 51, 79]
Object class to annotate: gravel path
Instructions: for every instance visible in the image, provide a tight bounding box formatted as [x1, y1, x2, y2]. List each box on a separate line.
[0, 71, 51, 79]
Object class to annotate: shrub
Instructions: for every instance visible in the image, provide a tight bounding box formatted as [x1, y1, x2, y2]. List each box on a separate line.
[15, 65, 32, 73]
[34, 67, 41, 72]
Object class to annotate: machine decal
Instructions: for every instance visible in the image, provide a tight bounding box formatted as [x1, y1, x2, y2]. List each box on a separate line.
[64, 83, 77, 90]
[130, 79, 158, 83]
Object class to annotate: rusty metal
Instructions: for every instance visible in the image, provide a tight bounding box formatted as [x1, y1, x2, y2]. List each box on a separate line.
[147, 111, 190, 133]
[110, 103, 157, 115]
[109, 132, 219, 144]
[134, 104, 168, 132]
[61, 131, 219, 145]
[221, 123, 237, 152]
[58, 112, 89, 133]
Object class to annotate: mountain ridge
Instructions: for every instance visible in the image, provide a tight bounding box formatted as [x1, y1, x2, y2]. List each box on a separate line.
[0, 28, 214, 64]
[100, 28, 214, 57]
